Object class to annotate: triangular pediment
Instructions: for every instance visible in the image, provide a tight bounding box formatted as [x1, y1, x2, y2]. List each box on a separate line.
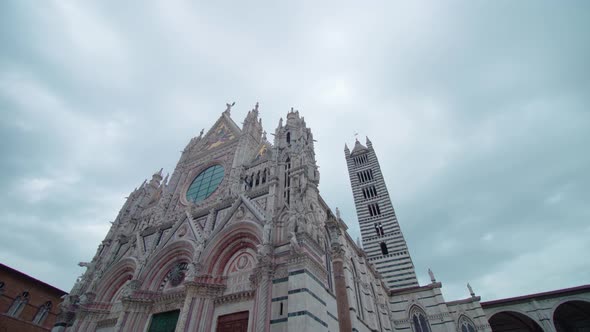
[158, 215, 201, 248]
[209, 194, 267, 239]
[201, 112, 242, 151]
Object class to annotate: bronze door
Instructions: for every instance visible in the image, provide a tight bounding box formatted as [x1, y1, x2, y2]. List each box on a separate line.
[216, 311, 249, 332]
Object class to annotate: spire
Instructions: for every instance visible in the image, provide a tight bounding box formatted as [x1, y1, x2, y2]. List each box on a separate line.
[350, 139, 368, 155]
[151, 168, 163, 182]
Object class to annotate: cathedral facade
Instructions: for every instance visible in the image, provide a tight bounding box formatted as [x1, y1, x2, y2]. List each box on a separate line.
[54, 104, 492, 332]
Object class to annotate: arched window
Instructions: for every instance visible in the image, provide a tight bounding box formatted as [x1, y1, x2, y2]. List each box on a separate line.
[410, 306, 431, 332]
[370, 283, 384, 331]
[458, 315, 476, 332]
[7, 291, 30, 317]
[325, 239, 333, 292]
[33, 301, 52, 325]
[159, 262, 189, 291]
[350, 258, 364, 320]
[380, 242, 388, 255]
[286, 132, 291, 144]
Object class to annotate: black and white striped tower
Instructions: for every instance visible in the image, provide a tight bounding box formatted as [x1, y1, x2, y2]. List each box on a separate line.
[344, 137, 419, 290]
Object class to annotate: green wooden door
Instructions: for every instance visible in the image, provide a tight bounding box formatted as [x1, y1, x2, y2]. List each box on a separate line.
[148, 310, 180, 332]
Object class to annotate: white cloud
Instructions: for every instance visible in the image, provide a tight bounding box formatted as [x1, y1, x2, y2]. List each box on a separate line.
[1, 0, 588, 301]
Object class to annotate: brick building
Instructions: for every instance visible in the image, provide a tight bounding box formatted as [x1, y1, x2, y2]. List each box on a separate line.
[0, 263, 67, 332]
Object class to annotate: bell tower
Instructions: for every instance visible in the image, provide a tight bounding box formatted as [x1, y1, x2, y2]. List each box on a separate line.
[345, 137, 418, 290]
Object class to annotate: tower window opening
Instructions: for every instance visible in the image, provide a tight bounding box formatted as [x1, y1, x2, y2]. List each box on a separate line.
[368, 203, 381, 217]
[280, 302, 284, 315]
[363, 185, 377, 199]
[286, 132, 291, 144]
[380, 242, 389, 255]
[375, 223, 385, 236]
[255, 171, 260, 186]
[354, 154, 369, 165]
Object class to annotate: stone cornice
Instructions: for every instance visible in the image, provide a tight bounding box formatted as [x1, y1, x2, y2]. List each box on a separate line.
[214, 290, 255, 305]
[389, 282, 442, 296]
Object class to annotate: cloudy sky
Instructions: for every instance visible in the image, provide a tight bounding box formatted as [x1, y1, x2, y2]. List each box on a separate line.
[1, 1, 589, 301]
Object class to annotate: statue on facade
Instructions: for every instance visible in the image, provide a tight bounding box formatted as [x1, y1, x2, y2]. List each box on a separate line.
[428, 268, 436, 283]
[467, 283, 475, 297]
[184, 262, 196, 280]
[263, 221, 272, 245]
[224, 101, 235, 115]
[289, 232, 301, 253]
[121, 279, 139, 299]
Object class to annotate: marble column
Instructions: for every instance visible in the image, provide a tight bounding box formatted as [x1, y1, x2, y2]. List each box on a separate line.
[251, 262, 274, 332]
[176, 280, 226, 332]
[332, 244, 352, 332]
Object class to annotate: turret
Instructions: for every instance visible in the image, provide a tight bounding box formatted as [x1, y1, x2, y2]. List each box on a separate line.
[242, 102, 263, 143]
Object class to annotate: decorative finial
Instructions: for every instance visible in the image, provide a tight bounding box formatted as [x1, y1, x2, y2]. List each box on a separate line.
[428, 268, 436, 283]
[356, 237, 362, 248]
[262, 131, 267, 141]
[199, 128, 204, 138]
[224, 101, 236, 114]
[254, 102, 259, 112]
[290, 107, 294, 113]
[335, 207, 341, 219]
[467, 283, 475, 297]
[354, 132, 359, 142]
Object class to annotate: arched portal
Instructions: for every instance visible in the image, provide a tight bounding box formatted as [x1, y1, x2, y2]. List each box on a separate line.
[553, 300, 590, 332]
[489, 311, 543, 332]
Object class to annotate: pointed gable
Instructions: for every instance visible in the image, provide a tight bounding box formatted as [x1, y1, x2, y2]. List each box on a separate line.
[202, 111, 242, 151]
[209, 194, 267, 239]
